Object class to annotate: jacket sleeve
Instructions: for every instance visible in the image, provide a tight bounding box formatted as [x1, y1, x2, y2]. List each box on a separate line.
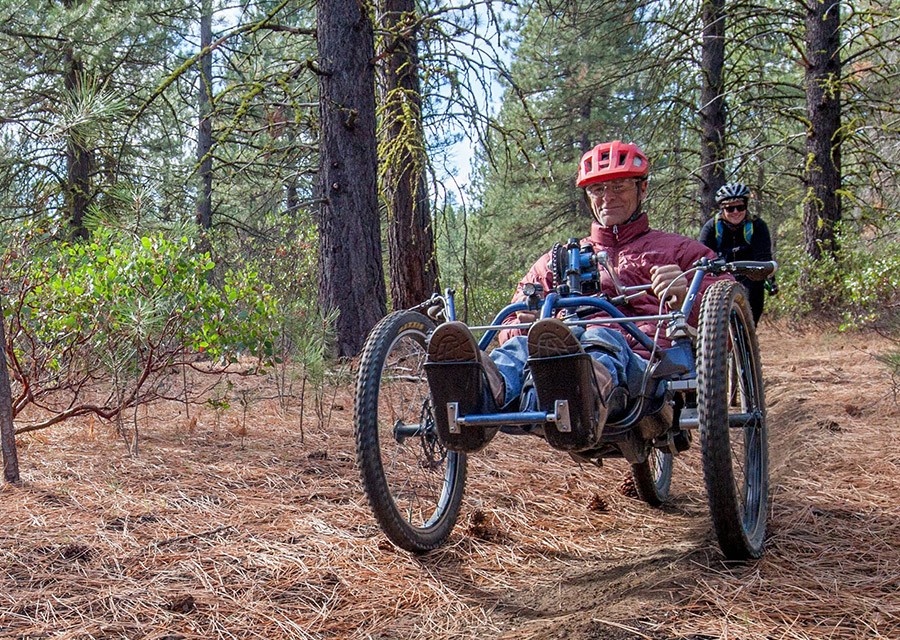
[497, 251, 555, 345]
[698, 218, 717, 254]
[751, 219, 773, 262]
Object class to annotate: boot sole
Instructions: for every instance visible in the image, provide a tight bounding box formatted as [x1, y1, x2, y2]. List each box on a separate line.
[527, 318, 582, 358]
[425, 322, 497, 453]
[528, 352, 605, 451]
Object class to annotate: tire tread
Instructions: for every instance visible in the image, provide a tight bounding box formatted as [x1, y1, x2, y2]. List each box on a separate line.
[354, 311, 466, 552]
[697, 281, 768, 560]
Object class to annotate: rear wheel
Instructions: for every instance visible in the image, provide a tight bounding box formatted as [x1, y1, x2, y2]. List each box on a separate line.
[631, 449, 673, 506]
[697, 281, 769, 560]
[355, 311, 467, 552]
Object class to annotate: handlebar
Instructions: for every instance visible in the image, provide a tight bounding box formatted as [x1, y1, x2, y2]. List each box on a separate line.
[720, 260, 777, 282]
[695, 258, 777, 282]
[463, 256, 778, 342]
[595, 250, 654, 297]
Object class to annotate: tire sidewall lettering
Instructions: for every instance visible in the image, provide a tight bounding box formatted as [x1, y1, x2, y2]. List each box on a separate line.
[398, 321, 425, 334]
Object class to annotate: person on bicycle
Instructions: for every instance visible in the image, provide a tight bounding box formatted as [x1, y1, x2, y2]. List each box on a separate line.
[699, 183, 775, 324]
[425, 140, 729, 448]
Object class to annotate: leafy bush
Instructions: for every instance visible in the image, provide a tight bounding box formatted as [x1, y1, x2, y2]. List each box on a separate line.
[206, 213, 340, 419]
[767, 245, 845, 321]
[769, 234, 900, 393]
[841, 253, 900, 330]
[458, 285, 518, 327]
[2, 225, 282, 433]
[768, 238, 900, 330]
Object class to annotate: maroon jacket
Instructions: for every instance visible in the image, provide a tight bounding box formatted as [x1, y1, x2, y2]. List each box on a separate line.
[499, 214, 731, 357]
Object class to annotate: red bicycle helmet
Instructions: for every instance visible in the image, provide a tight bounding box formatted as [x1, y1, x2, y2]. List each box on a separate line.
[576, 140, 649, 187]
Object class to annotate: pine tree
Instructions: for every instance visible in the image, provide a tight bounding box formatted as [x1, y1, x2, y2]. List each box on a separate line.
[377, 0, 438, 310]
[316, 0, 387, 356]
[0, 0, 191, 234]
[475, 0, 652, 284]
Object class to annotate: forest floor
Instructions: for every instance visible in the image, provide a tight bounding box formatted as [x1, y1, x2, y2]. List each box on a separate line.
[1, 321, 899, 640]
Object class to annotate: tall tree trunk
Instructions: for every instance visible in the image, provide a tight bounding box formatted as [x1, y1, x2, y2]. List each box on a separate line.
[803, 0, 841, 260]
[286, 126, 299, 215]
[317, 0, 386, 356]
[64, 48, 90, 240]
[699, 0, 727, 218]
[577, 99, 592, 218]
[0, 299, 19, 484]
[196, 0, 213, 230]
[286, 179, 299, 215]
[377, 0, 438, 310]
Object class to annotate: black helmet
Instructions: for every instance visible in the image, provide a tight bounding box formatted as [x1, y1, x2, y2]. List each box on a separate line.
[715, 182, 751, 204]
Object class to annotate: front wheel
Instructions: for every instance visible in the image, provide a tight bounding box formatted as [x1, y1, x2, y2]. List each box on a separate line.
[697, 281, 769, 560]
[354, 310, 467, 552]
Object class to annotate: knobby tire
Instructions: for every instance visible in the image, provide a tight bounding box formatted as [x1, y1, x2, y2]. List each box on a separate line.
[697, 281, 769, 560]
[354, 311, 467, 552]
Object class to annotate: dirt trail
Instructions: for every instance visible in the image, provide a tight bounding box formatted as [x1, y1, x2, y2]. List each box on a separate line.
[1, 322, 898, 639]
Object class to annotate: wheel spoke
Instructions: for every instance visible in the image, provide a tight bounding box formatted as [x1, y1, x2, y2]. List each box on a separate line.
[732, 311, 765, 534]
[699, 280, 768, 559]
[378, 336, 441, 527]
[631, 447, 672, 506]
[356, 312, 467, 551]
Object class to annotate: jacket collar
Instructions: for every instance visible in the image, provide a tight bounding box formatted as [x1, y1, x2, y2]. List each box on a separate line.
[590, 213, 650, 246]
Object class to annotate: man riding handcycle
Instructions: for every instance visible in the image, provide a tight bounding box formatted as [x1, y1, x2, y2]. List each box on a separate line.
[354, 141, 776, 560]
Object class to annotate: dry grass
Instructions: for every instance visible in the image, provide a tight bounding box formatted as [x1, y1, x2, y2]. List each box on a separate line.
[1, 322, 898, 639]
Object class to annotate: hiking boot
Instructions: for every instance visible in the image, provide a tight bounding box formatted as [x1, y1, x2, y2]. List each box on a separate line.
[526, 318, 613, 451]
[424, 321, 505, 453]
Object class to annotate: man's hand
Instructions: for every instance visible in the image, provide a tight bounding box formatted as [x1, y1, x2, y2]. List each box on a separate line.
[650, 264, 688, 309]
[515, 310, 538, 324]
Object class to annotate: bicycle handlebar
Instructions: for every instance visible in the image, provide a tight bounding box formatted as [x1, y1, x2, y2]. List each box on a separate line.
[722, 260, 778, 282]
[694, 258, 777, 282]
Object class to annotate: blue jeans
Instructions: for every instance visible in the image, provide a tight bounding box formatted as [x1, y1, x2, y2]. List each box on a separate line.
[489, 326, 648, 407]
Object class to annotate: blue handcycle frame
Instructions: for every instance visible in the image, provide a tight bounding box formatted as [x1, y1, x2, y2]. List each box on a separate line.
[434, 256, 774, 436]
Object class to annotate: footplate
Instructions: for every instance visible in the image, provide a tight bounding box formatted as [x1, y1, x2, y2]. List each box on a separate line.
[527, 352, 604, 451]
[424, 361, 498, 453]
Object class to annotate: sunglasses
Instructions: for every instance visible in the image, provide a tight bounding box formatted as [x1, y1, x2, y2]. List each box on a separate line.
[585, 180, 639, 197]
[723, 204, 747, 213]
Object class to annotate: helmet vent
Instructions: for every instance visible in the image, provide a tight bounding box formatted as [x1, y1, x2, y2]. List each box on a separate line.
[575, 141, 649, 187]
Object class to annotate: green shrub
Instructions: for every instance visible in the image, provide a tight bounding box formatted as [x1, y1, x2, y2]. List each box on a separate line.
[767, 246, 844, 321]
[769, 238, 900, 330]
[3, 225, 283, 431]
[460, 285, 518, 327]
[841, 253, 900, 330]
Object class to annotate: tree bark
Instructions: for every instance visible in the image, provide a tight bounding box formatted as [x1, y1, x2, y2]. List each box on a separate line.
[196, 0, 213, 230]
[64, 47, 90, 241]
[0, 299, 19, 484]
[577, 99, 593, 219]
[377, 0, 438, 310]
[803, 0, 842, 260]
[317, 0, 387, 356]
[286, 179, 299, 215]
[699, 0, 727, 218]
